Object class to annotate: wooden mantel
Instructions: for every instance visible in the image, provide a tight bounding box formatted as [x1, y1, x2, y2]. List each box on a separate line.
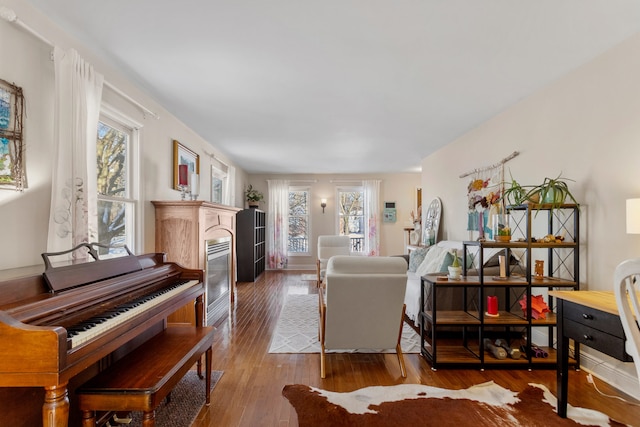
[152, 201, 241, 325]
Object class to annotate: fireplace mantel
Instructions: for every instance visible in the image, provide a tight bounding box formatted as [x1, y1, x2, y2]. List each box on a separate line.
[152, 201, 241, 325]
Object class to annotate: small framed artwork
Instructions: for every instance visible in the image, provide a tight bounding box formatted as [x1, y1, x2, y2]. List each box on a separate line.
[0, 78, 25, 190]
[173, 139, 199, 190]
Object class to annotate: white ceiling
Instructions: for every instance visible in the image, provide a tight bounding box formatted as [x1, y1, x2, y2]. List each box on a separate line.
[23, 0, 640, 174]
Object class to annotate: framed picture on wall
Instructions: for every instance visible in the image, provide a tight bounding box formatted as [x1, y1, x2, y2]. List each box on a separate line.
[173, 139, 199, 190]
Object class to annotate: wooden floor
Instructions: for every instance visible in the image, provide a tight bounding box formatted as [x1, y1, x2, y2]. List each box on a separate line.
[193, 270, 640, 426]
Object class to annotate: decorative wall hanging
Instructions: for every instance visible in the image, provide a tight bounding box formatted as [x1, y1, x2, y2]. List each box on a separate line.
[459, 151, 519, 240]
[0, 78, 25, 191]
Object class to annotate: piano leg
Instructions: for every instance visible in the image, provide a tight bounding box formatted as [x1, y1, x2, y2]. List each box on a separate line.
[43, 383, 69, 427]
[81, 410, 96, 427]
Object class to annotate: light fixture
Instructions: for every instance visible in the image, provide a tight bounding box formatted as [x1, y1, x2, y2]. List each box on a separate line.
[321, 198, 327, 213]
[627, 198, 640, 234]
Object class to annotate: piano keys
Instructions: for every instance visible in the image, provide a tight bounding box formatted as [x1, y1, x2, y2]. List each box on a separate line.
[0, 243, 205, 427]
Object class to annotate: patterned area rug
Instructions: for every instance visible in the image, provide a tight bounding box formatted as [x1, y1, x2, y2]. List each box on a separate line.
[283, 381, 627, 426]
[129, 370, 223, 427]
[268, 294, 421, 353]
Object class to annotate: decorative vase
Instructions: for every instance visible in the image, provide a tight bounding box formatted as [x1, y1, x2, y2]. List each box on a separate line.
[448, 266, 462, 280]
[493, 214, 511, 242]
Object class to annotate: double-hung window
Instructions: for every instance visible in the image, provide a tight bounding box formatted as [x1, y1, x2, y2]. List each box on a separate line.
[288, 187, 310, 255]
[95, 106, 140, 257]
[337, 187, 364, 253]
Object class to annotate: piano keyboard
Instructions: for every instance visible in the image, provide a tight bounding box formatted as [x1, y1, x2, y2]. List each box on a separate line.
[67, 279, 199, 348]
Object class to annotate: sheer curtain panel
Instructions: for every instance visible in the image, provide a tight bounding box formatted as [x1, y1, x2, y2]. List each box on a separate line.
[47, 47, 104, 259]
[267, 179, 289, 269]
[363, 179, 381, 256]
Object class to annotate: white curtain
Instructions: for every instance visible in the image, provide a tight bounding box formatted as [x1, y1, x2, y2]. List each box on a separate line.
[47, 47, 104, 259]
[267, 179, 289, 269]
[224, 165, 235, 206]
[363, 179, 381, 256]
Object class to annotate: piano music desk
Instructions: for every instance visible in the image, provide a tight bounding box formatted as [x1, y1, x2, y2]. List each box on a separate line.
[77, 326, 214, 427]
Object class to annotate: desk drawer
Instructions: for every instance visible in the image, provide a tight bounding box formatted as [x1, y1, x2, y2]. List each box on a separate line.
[564, 318, 631, 361]
[563, 301, 625, 338]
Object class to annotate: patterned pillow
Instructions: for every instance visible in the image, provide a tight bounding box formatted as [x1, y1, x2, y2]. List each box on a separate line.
[408, 246, 430, 272]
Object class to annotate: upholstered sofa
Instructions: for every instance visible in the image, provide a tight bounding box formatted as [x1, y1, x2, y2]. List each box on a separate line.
[402, 241, 519, 327]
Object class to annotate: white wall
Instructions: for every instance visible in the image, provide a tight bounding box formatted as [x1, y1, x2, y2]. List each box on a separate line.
[0, 0, 248, 270]
[421, 32, 640, 397]
[247, 173, 421, 269]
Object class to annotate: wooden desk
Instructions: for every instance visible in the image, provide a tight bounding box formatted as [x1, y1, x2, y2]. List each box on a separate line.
[550, 291, 632, 418]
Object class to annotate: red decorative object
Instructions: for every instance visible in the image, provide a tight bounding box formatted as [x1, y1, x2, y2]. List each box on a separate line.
[519, 295, 551, 320]
[178, 164, 188, 186]
[487, 296, 498, 316]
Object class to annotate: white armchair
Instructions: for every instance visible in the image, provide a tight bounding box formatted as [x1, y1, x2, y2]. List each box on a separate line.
[316, 235, 351, 286]
[319, 255, 408, 378]
[614, 258, 640, 384]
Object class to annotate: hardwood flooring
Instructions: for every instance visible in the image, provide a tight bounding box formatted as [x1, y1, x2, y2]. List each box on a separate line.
[193, 271, 640, 426]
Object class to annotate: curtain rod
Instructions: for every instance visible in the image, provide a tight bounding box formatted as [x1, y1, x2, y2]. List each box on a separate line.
[458, 151, 519, 178]
[0, 6, 159, 120]
[266, 179, 317, 183]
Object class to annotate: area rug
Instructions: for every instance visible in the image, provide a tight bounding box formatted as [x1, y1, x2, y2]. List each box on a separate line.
[129, 370, 223, 427]
[268, 294, 421, 353]
[301, 274, 318, 281]
[282, 381, 626, 427]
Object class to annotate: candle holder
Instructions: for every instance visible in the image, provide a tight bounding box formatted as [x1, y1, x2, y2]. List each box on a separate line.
[178, 185, 190, 201]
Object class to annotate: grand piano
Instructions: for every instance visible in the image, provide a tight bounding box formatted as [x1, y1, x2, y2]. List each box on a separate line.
[0, 243, 206, 427]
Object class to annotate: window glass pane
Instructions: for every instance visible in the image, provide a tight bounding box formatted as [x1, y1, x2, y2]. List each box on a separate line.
[96, 116, 134, 257]
[338, 189, 364, 252]
[97, 199, 130, 255]
[97, 121, 128, 198]
[288, 189, 309, 253]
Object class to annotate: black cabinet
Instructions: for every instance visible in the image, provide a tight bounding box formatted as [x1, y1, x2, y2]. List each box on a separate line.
[236, 208, 266, 282]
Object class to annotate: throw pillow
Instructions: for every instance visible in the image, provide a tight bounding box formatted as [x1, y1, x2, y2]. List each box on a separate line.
[408, 246, 430, 272]
[439, 251, 458, 273]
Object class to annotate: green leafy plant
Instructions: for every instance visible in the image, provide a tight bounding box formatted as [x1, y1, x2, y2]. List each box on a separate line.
[502, 171, 579, 211]
[245, 185, 264, 203]
[450, 250, 460, 268]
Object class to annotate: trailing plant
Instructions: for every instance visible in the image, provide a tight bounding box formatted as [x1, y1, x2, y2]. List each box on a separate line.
[501, 171, 579, 211]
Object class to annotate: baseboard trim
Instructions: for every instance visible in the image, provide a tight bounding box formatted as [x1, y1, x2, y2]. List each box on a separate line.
[530, 331, 639, 400]
[579, 350, 640, 401]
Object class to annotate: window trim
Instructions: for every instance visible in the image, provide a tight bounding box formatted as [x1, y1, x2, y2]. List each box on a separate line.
[287, 185, 311, 257]
[98, 102, 143, 254]
[336, 185, 365, 253]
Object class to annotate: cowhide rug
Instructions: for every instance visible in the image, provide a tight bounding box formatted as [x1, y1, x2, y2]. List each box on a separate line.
[282, 381, 627, 426]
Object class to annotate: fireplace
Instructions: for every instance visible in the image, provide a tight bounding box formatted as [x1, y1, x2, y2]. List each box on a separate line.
[206, 236, 231, 325]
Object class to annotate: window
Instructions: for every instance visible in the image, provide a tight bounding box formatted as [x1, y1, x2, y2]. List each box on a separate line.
[288, 187, 310, 255]
[211, 161, 228, 204]
[338, 187, 364, 253]
[95, 106, 140, 256]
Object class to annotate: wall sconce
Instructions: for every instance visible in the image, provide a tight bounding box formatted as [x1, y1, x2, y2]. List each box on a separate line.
[627, 198, 640, 234]
[321, 198, 327, 213]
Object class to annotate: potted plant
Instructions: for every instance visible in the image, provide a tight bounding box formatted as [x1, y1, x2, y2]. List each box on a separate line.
[245, 185, 264, 208]
[502, 171, 579, 211]
[493, 213, 512, 242]
[448, 250, 462, 280]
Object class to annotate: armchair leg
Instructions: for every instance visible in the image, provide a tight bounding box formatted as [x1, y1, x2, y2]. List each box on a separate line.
[396, 344, 407, 378]
[321, 345, 326, 378]
[396, 304, 407, 378]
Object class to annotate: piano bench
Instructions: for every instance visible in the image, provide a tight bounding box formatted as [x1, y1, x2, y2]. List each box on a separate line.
[76, 326, 215, 427]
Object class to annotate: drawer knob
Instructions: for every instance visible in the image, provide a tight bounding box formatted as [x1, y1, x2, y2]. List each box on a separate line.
[582, 313, 593, 320]
[583, 334, 593, 341]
